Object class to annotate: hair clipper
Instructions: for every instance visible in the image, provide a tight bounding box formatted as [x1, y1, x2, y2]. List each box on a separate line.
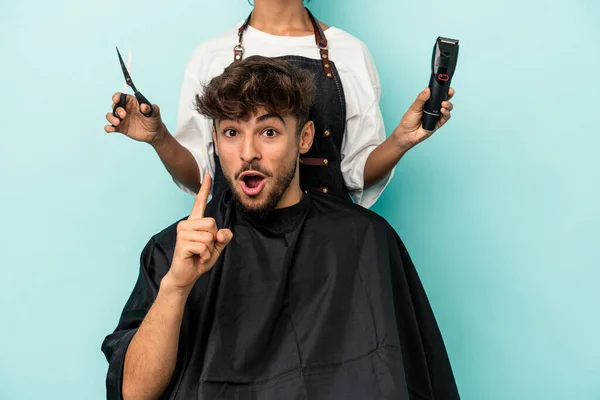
[422, 36, 459, 131]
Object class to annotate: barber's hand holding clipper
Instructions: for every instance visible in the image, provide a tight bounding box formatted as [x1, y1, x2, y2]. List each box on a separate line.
[394, 36, 459, 149]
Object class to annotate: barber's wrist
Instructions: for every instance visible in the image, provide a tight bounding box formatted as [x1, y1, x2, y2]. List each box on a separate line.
[150, 124, 172, 150]
[391, 126, 416, 154]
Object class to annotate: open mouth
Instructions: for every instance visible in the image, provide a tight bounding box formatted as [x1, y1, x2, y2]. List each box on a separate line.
[239, 172, 267, 197]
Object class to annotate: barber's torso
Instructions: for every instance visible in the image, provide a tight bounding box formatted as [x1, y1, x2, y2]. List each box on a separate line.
[174, 14, 386, 207]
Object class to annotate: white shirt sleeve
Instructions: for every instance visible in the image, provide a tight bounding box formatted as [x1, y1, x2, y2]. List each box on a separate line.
[337, 42, 394, 209]
[170, 51, 216, 195]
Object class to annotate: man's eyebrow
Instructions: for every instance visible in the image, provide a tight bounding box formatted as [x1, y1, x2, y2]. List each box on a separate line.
[256, 112, 286, 126]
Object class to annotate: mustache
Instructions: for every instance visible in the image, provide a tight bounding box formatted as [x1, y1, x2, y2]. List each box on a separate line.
[234, 161, 273, 180]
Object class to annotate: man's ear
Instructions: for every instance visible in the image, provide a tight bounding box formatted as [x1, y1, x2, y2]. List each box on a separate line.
[212, 122, 219, 156]
[298, 121, 315, 154]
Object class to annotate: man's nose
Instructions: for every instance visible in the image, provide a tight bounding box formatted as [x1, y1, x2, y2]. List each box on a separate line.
[240, 134, 260, 163]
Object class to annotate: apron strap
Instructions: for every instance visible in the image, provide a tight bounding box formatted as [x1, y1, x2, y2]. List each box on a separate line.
[233, 13, 251, 62]
[233, 8, 333, 79]
[305, 8, 333, 79]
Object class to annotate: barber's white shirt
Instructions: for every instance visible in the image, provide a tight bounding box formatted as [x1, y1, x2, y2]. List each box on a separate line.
[172, 22, 394, 208]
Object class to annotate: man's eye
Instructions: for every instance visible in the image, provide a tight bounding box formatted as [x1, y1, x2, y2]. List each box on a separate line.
[224, 129, 238, 137]
[263, 129, 277, 137]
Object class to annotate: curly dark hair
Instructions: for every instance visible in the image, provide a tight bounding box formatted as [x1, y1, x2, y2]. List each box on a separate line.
[195, 55, 316, 133]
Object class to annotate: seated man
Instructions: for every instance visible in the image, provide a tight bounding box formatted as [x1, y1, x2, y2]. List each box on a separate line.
[101, 56, 459, 400]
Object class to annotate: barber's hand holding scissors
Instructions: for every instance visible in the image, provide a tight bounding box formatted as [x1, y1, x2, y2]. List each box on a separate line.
[104, 93, 165, 144]
[104, 47, 165, 144]
[164, 174, 234, 293]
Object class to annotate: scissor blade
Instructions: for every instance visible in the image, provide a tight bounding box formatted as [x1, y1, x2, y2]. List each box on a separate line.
[123, 48, 131, 94]
[116, 46, 133, 87]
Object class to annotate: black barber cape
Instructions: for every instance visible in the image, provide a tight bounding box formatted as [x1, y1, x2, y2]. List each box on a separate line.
[101, 190, 460, 399]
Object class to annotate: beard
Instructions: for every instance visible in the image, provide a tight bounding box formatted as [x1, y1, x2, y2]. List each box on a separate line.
[224, 151, 298, 220]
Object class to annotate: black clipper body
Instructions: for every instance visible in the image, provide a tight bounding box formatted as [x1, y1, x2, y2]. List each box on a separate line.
[422, 37, 459, 131]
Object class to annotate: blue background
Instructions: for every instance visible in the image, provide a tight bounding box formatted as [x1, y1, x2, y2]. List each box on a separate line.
[1, 0, 599, 398]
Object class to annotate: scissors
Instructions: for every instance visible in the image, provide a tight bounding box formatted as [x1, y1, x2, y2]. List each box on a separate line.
[112, 47, 153, 119]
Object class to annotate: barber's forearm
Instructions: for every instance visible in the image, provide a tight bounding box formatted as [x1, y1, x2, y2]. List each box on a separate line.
[151, 126, 201, 193]
[122, 278, 190, 400]
[363, 132, 412, 189]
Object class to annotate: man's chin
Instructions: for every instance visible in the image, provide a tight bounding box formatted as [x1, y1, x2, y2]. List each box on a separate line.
[226, 167, 294, 219]
[232, 188, 273, 216]
[237, 195, 267, 210]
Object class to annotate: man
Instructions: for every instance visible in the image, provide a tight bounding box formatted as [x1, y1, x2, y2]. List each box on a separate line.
[102, 56, 459, 400]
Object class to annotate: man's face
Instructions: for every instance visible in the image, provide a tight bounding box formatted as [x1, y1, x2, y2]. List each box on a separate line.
[214, 108, 314, 216]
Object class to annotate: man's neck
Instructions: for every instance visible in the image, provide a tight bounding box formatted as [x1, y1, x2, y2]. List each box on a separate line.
[250, 0, 313, 36]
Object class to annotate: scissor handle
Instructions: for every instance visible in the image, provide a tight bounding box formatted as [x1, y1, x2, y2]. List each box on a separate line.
[112, 92, 154, 119]
[112, 93, 128, 119]
[134, 91, 154, 118]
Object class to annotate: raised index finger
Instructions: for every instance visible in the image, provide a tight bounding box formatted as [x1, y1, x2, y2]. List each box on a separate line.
[189, 173, 212, 220]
